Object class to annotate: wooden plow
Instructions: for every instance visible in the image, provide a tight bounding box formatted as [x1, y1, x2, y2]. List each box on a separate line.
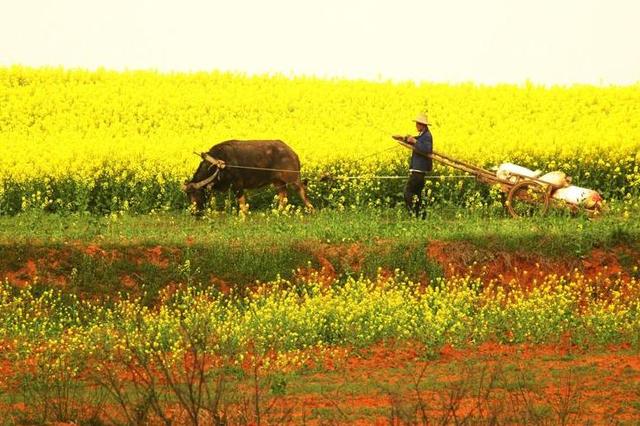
[395, 140, 601, 218]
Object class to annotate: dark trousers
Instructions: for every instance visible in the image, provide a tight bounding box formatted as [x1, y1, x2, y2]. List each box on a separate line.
[404, 171, 427, 218]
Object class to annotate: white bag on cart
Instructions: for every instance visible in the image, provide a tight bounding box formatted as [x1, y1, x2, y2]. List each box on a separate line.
[552, 185, 603, 209]
[496, 163, 542, 184]
[539, 171, 571, 188]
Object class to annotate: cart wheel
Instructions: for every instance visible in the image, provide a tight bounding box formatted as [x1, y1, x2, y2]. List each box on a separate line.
[506, 181, 550, 218]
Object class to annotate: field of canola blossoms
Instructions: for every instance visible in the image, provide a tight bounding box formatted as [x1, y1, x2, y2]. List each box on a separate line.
[1, 66, 640, 214]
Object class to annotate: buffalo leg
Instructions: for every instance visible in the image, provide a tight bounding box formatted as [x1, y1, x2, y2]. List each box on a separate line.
[274, 182, 288, 210]
[236, 190, 249, 215]
[293, 180, 314, 211]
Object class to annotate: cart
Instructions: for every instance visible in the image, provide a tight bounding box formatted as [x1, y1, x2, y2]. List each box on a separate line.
[394, 139, 601, 218]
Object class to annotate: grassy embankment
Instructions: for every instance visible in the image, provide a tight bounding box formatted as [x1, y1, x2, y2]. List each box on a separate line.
[1, 207, 638, 301]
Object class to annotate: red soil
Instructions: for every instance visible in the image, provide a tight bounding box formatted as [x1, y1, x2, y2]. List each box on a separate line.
[2, 340, 638, 424]
[427, 240, 638, 286]
[3, 259, 38, 288]
[286, 342, 640, 424]
[3, 242, 638, 293]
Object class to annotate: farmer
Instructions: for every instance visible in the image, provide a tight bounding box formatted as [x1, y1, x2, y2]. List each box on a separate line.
[393, 113, 433, 218]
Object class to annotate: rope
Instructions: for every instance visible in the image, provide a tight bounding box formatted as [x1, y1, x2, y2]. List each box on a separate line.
[222, 164, 301, 173]
[192, 146, 480, 186]
[326, 175, 476, 180]
[343, 145, 398, 162]
[219, 165, 476, 181]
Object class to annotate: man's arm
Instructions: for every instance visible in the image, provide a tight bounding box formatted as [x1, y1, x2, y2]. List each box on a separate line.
[412, 132, 432, 155]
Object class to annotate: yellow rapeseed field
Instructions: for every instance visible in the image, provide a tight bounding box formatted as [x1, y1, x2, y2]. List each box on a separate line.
[2, 272, 639, 377]
[1, 66, 638, 213]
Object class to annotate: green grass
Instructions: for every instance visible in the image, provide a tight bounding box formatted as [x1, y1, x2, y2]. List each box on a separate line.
[2, 205, 638, 251]
[1, 206, 638, 301]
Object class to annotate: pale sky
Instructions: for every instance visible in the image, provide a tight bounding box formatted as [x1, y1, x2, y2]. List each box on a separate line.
[1, 0, 639, 85]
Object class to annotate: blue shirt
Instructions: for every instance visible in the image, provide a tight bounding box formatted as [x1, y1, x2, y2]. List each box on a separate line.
[409, 129, 433, 172]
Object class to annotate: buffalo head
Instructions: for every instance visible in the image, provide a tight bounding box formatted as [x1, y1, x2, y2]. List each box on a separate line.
[182, 158, 221, 214]
[182, 180, 207, 215]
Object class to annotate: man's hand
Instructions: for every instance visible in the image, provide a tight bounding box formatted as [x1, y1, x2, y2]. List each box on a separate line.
[392, 135, 416, 144]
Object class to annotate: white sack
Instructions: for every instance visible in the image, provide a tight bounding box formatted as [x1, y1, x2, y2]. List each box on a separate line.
[539, 171, 571, 188]
[552, 185, 603, 208]
[496, 163, 542, 184]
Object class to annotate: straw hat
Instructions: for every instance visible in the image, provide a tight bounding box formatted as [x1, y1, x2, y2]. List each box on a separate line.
[413, 113, 430, 125]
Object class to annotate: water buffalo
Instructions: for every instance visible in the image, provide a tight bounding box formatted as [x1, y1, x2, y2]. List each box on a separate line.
[182, 140, 313, 214]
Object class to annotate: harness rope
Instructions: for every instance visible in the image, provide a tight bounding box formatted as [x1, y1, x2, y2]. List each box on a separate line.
[183, 144, 481, 213]
[321, 175, 475, 180]
[187, 143, 477, 191]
